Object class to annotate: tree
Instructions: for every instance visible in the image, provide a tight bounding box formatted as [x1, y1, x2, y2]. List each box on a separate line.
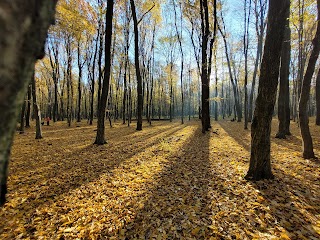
[200, 0, 217, 133]
[32, 70, 43, 140]
[245, 0, 290, 181]
[0, 0, 57, 206]
[276, 2, 291, 139]
[298, 0, 320, 159]
[316, 69, 320, 125]
[95, 0, 114, 145]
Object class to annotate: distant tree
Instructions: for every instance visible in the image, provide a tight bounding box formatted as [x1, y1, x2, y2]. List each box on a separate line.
[298, 0, 320, 159]
[95, 0, 114, 145]
[245, 0, 290, 180]
[0, 0, 57, 206]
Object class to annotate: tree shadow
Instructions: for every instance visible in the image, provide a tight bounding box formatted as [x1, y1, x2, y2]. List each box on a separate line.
[218, 121, 320, 239]
[249, 167, 320, 239]
[119, 126, 214, 239]
[1, 123, 188, 236]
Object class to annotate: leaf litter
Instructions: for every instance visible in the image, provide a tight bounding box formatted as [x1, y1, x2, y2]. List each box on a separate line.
[0, 119, 319, 239]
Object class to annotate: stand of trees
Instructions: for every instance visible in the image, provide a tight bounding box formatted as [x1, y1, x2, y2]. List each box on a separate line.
[1, 0, 320, 205]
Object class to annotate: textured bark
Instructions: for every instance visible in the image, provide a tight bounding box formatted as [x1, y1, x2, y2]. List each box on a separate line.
[276, 6, 291, 139]
[131, 0, 143, 131]
[298, 0, 320, 159]
[0, 0, 56, 206]
[316, 69, 320, 125]
[245, 0, 289, 181]
[95, 0, 114, 145]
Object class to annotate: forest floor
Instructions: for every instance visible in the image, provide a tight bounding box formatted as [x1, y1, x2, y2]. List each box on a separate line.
[0, 118, 320, 239]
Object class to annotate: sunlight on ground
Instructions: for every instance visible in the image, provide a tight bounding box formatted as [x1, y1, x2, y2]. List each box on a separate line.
[0, 120, 319, 239]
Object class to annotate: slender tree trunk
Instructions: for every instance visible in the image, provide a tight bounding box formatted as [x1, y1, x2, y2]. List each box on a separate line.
[244, 0, 251, 129]
[77, 42, 83, 122]
[19, 96, 27, 134]
[95, 0, 114, 144]
[276, 8, 291, 139]
[245, 0, 289, 181]
[31, 71, 43, 140]
[25, 84, 32, 128]
[316, 69, 320, 125]
[131, 0, 143, 131]
[298, 0, 320, 159]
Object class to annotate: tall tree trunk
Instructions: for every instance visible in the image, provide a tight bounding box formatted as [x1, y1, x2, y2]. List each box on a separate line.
[131, 0, 143, 131]
[77, 42, 83, 122]
[316, 69, 320, 125]
[25, 84, 32, 128]
[19, 95, 27, 134]
[276, 7, 291, 139]
[243, 0, 251, 129]
[245, 0, 289, 181]
[31, 71, 43, 140]
[218, 19, 242, 122]
[95, 0, 114, 144]
[90, 31, 99, 125]
[298, 0, 320, 159]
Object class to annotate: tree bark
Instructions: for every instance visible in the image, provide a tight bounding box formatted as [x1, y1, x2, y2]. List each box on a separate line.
[95, 0, 114, 145]
[316, 69, 320, 125]
[298, 0, 320, 159]
[0, 0, 56, 205]
[276, 4, 291, 139]
[31, 71, 43, 140]
[131, 0, 143, 131]
[245, 0, 289, 181]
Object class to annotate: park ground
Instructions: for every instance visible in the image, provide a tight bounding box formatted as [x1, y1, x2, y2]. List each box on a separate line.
[0, 118, 319, 239]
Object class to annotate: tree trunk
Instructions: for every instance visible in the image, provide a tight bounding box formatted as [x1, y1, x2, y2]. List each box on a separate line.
[316, 69, 320, 125]
[31, 71, 43, 140]
[298, 0, 320, 159]
[95, 0, 114, 145]
[276, 4, 291, 139]
[19, 95, 27, 134]
[0, 1, 55, 205]
[130, 0, 143, 131]
[245, 0, 289, 181]
[25, 84, 32, 128]
[77, 42, 83, 122]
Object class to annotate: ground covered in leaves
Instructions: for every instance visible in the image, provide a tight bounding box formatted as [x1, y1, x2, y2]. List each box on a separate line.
[1, 119, 320, 239]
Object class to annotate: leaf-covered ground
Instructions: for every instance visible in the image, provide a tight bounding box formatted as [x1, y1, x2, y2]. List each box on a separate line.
[1, 119, 319, 239]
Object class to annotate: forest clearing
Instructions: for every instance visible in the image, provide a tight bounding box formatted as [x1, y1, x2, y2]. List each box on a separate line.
[0, 119, 319, 239]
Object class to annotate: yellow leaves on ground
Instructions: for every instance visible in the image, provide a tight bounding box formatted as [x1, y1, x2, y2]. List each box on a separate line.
[0, 119, 319, 239]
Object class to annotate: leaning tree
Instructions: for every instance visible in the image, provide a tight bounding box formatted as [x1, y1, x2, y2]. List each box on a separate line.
[0, 0, 57, 206]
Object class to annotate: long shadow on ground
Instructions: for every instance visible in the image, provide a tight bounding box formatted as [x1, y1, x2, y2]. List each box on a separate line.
[219, 120, 320, 239]
[118, 126, 215, 239]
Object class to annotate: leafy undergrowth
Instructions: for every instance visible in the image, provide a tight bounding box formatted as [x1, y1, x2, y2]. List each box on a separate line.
[0, 119, 319, 239]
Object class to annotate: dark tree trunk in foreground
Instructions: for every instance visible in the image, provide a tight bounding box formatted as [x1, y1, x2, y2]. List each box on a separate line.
[276, 5, 291, 139]
[298, 0, 320, 159]
[95, 0, 114, 145]
[131, 0, 143, 131]
[245, 0, 289, 181]
[0, 0, 57, 206]
[316, 69, 320, 125]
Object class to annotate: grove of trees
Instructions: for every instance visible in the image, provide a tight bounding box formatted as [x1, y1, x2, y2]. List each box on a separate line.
[1, 0, 320, 204]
